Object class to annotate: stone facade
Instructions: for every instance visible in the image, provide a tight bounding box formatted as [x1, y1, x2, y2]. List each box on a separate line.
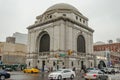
[27, 3, 94, 70]
[0, 42, 27, 64]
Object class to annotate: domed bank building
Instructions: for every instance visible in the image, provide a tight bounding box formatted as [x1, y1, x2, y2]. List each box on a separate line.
[26, 3, 94, 70]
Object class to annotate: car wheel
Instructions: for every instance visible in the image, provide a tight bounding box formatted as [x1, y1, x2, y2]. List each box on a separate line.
[57, 75, 62, 80]
[70, 74, 74, 79]
[97, 77, 101, 80]
[31, 71, 33, 73]
[105, 77, 109, 80]
[1, 75, 5, 80]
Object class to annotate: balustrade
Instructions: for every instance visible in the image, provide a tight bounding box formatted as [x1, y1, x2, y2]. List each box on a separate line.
[26, 51, 95, 60]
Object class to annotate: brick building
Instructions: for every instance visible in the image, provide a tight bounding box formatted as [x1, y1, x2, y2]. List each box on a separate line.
[94, 42, 120, 68]
[94, 43, 120, 52]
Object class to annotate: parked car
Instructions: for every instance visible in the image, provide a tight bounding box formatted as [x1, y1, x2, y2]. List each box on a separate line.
[114, 68, 119, 73]
[100, 67, 108, 73]
[0, 70, 10, 80]
[100, 67, 116, 74]
[23, 68, 40, 73]
[84, 70, 108, 80]
[48, 69, 76, 80]
[107, 68, 114, 74]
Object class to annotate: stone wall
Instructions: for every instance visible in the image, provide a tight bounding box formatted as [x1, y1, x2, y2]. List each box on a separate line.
[0, 42, 27, 64]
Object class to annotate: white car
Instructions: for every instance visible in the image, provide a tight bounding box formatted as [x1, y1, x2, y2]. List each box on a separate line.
[48, 69, 76, 80]
[84, 70, 108, 80]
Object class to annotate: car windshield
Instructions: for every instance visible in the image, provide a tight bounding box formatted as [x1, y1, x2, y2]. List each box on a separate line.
[88, 70, 103, 74]
[54, 70, 63, 73]
[88, 71, 98, 74]
[87, 68, 99, 70]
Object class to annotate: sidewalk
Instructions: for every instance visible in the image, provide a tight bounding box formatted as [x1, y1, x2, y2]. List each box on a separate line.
[9, 71, 23, 75]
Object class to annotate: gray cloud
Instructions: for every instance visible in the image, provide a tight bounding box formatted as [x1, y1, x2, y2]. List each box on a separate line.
[0, 0, 120, 43]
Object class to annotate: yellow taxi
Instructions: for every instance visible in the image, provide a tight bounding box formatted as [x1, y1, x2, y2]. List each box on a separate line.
[23, 68, 40, 73]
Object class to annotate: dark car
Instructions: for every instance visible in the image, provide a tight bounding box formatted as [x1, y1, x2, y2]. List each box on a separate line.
[0, 70, 10, 80]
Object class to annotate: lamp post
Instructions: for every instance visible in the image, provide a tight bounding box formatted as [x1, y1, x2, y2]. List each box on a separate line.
[106, 50, 111, 67]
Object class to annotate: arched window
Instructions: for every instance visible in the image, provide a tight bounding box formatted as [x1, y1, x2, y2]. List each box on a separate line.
[77, 35, 86, 53]
[39, 34, 50, 52]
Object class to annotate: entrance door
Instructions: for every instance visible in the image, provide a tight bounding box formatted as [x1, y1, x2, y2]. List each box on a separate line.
[42, 60, 45, 72]
[81, 61, 84, 69]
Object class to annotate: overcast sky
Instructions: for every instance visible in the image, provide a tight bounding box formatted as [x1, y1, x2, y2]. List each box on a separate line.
[0, 0, 120, 43]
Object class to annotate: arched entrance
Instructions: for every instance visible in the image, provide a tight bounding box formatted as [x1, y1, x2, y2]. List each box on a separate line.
[81, 61, 84, 69]
[39, 33, 50, 52]
[77, 35, 86, 69]
[37, 31, 50, 71]
[98, 60, 106, 69]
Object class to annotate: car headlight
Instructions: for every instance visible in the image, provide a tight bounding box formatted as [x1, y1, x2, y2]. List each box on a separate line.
[49, 74, 58, 77]
[7, 72, 11, 74]
[54, 74, 58, 76]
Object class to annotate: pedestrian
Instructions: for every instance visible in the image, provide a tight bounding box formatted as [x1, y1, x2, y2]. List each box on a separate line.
[73, 67, 76, 71]
[83, 65, 87, 73]
[48, 67, 50, 72]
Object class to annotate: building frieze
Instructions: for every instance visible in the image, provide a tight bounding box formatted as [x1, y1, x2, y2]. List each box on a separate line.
[27, 16, 94, 33]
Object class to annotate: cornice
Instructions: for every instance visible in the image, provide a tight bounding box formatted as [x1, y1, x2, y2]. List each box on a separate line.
[27, 16, 94, 33]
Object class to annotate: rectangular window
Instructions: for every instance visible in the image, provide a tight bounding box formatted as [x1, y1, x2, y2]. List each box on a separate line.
[83, 20, 85, 23]
[80, 18, 81, 22]
[76, 16, 78, 20]
[63, 14, 66, 16]
[71, 61, 73, 66]
[0, 56, 1, 60]
[62, 62, 64, 65]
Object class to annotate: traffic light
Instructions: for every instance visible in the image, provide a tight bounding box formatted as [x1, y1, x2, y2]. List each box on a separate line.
[67, 50, 72, 55]
[55, 54, 59, 58]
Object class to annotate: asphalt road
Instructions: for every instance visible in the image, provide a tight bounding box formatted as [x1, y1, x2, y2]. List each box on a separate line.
[6, 71, 85, 80]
